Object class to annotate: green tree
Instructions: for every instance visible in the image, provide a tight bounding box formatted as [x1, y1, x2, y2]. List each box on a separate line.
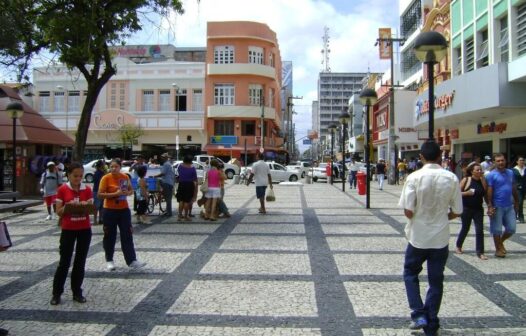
[118, 123, 144, 160]
[0, 0, 184, 162]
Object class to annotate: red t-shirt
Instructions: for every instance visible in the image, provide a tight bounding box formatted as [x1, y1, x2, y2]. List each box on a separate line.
[56, 183, 93, 230]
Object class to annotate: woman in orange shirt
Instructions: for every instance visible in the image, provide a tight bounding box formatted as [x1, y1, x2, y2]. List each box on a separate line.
[98, 159, 146, 271]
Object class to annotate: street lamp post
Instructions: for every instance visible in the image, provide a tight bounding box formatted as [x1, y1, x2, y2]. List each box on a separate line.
[6, 102, 24, 202]
[286, 96, 302, 161]
[328, 123, 338, 185]
[360, 89, 378, 209]
[172, 83, 180, 160]
[260, 89, 265, 153]
[339, 108, 351, 192]
[413, 31, 448, 140]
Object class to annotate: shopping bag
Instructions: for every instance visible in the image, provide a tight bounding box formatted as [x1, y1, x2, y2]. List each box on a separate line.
[265, 188, 276, 202]
[0, 221, 12, 249]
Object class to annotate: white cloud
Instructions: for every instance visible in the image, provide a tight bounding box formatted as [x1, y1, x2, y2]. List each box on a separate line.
[131, 0, 399, 151]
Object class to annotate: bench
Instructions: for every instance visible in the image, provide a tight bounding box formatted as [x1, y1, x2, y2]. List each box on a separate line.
[0, 192, 41, 213]
[0, 191, 21, 200]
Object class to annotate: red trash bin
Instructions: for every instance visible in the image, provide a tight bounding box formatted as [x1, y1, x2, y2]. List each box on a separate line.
[356, 171, 366, 195]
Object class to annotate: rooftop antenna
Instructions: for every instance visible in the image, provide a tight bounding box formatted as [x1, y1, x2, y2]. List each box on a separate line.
[321, 26, 331, 72]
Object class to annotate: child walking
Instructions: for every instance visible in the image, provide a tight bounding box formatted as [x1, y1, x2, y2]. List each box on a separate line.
[135, 165, 150, 224]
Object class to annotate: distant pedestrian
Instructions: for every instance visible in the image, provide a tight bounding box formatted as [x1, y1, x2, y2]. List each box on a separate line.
[203, 159, 222, 221]
[50, 162, 93, 305]
[348, 160, 359, 189]
[92, 160, 105, 225]
[455, 162, 489, 260]
[98, 159, 146, 271]
[135, 165, 150, 224]
[512, 156, 525, 223]
[130, 155, 147, 213]
[376, 159, 386, 190]
[486, 154, 519, 258]
[217, 163, 231, 218]
[481, 155, 492, 174]
[397, 159, 407, 184]
[398, 140, 463, 336]
[155, 153, 175, 217]
[247, 152, 273, 214]
[175, 154, 198, 221]
[40, 161, 63, 220]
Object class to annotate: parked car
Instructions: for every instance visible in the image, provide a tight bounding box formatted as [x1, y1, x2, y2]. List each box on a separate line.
[241, 162, 300, 183]
[194, 155, 240, 179]
[307, 162, 341, 182]
[82, 159, 111, 183]
[172, 161, 206, 184]
[286, 161, 311, 178]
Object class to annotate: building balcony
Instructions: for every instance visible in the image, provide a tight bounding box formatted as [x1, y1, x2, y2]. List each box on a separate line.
[208, 105, 277, 121]
[207, 63, 276, 80]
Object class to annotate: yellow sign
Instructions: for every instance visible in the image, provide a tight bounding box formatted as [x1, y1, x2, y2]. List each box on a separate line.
[378, 28, 392, 60]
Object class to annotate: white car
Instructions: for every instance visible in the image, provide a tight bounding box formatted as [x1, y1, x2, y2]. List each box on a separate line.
[194, 155, 240, 179]
[82, 159, 111, 183]
[307, 163, 341, 182]
[241, 162, 300, 183]
[173, 161, 206, 184]
[286, 161, 311, 178]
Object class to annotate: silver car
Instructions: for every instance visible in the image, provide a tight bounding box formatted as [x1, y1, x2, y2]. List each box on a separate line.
[172, 161, 206, 184]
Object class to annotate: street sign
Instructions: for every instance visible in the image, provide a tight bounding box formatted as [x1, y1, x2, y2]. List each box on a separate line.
[303, 139, 312, 145]
[210, 135, 238, 145]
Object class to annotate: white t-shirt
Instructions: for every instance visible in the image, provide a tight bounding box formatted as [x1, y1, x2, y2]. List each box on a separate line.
[398, 163, 463, 249]
[251, 160, 271, 187]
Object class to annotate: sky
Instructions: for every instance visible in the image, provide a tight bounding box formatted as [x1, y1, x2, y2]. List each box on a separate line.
[128, 0, 401, 153]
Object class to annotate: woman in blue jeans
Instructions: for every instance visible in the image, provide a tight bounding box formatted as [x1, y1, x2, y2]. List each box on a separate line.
[455, 162, 488, 260]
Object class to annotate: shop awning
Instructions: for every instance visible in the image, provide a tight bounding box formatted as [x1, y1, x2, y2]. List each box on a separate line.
[0, 85, 74, 146]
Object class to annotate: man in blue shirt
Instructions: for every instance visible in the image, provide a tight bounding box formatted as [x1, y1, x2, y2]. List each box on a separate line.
[486, 153, 519, 258]
[155, 153, 175, 217]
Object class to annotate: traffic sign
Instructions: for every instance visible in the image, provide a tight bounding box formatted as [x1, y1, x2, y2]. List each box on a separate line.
[303, 139, 312, 145]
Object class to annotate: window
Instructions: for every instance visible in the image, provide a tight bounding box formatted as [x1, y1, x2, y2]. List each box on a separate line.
[453, 47, 462, 75]
[54, 91, 65, 112]
[142, 90, 154, 111]
[477, 30, 489, 68]
[517, 3, 526, 56]
[498, 16, 509, 62]
[269, 53, 274, 67]
[214, 120, 235, 135]
[214, 45, 234, 64]
[67, 91, 80, 112]
[108, 81, 127, 110]
[269, 88, 275, 108]
[39, 91, 50, 112]
[242, 121, 256, 136]
[159, 90, 170, 111]
[248, 46, 264, 64]
[192, 89, 203, 111]
[214, 84, 235, 105]
[248, 84, 262, 105]
[175, 89, 187, 111]
[465, 37, 475, 72]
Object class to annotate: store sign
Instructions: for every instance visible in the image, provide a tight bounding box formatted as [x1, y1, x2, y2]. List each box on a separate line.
[92, 110, 136, 130]
[477, 122, 507, 134]
[415, 90, 456, 120]
[376, 111, 387, 130]
[210, 135, 238, 145]
[398, 127, 416, 132]
[111, 45, 163, 58]
[378, 28, 392, 60]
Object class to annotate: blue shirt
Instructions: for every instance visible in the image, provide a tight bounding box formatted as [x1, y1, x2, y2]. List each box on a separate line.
[160, 161, 176, 186]
[487, 168, 514, 207]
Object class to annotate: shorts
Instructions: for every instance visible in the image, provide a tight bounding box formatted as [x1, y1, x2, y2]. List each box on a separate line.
[93, 192, 102, 210]
[44, 195, 57, 206]
[256, 186, 267, 199]
[205, 187, 221, 199]
[489, 206, 516, 235]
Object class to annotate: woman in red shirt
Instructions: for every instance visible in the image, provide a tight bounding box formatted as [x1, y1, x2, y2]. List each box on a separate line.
[50, 162, 93, 305]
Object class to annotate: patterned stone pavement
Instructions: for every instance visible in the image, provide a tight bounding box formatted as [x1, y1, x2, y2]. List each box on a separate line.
[1, 180, 526, 336]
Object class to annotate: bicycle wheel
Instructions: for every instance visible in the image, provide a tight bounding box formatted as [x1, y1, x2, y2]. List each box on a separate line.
[159, 193, 166, 213]
[147, 194, 155, 214]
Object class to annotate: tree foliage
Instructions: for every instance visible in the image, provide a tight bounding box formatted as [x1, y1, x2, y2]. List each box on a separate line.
[0, 0, 184, 162]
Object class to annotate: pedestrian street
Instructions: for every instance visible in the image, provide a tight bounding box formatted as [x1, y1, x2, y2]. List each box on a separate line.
[1, 181, 526, 336]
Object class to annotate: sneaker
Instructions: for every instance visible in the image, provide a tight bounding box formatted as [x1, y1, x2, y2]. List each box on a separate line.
[46, 215, 52, 220]
[106, 261, 116, 271]
[409, 316, 428, 330]
[129, 260, 146, 269]
[51, 213, 55, 220]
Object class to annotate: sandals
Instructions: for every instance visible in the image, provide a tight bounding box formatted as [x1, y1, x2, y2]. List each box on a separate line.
[455, 247, 463, 254]
[478, 254, 488, 260]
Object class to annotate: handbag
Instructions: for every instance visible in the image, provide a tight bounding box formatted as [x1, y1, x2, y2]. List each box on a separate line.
[265, 188, 276, 202]
[200, 173, 209, 193]
[0, 221, 12, 249]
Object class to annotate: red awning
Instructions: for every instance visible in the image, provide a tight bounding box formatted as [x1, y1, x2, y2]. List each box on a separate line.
[0, 85, 74, 146]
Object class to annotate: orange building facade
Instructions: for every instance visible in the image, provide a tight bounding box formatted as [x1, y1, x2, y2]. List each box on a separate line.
[204, 21, 284, 164]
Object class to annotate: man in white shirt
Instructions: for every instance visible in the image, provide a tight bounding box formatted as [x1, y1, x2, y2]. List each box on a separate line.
[481, 155, 492, 173]
[398, 140, 463, 336]
[247, 152, 273, 214]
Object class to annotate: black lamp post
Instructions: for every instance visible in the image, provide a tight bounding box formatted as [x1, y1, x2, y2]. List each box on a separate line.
[339, 107, 351, 192]
[360, 89, 378, 209]
[413, 31, 448, 140]
[328, 123, 338, 185]
[6, 101, 24, 202]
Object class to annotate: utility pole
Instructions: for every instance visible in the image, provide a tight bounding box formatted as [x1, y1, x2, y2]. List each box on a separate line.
[375, 35, 405, 185]
[260, 89, 265, 152]
[287, 96, 302, 160]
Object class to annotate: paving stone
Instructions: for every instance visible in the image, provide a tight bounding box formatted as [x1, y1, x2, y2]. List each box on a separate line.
[322, 224, 399, 234]
[334, 254, 455, 275]
[220, 235, 308, 251]
[0, 251, 57, 271]
[149, 326, 322, 336]
[0, 321, 115, 336]
[232, 224, 306, 234]
[326, 236, 407, 251]
[200, 253, 311, 275]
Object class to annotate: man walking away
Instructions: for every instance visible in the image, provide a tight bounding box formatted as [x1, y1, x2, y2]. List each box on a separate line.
[513, 156, 525, 223]
[376, 159, 386, 190]
[155, 153, 175, 217]
[487, 153, 519, 257]
[246, 152, 273, 214]
[398, 140, 463, 336]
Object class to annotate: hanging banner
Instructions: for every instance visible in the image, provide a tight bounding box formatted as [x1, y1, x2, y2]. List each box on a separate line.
[378, 28, 392, 60]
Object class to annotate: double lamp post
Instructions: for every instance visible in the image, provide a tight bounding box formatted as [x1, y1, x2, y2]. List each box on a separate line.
[6, 102, 24, 202]
[326, 108, 351, 191]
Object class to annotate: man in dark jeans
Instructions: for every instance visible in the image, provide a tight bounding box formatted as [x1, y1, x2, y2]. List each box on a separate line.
[155, 153, 175, 216]
[398, 140, 463, 336]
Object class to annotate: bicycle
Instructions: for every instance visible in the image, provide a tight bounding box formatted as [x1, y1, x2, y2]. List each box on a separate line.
[145, 178, 166, 215]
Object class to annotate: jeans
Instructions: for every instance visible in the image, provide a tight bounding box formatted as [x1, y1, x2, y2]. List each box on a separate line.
[161, 182, 174, 216]
[456, 207, 485, 255]
[489, 206, 516, 235]
[378, 174, 385, 189]
[349, 171, 357, 188]
[52, 228, 92, 297]
[103, 208, 137, 265]
[404, 243, 449, 335]
[518, 188, 525, 221]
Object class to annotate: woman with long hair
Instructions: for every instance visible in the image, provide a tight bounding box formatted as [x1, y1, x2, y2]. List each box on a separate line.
[455, 162, 489, 260]
[50, 162, 92, 305]
[98, 159, 146, 270]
